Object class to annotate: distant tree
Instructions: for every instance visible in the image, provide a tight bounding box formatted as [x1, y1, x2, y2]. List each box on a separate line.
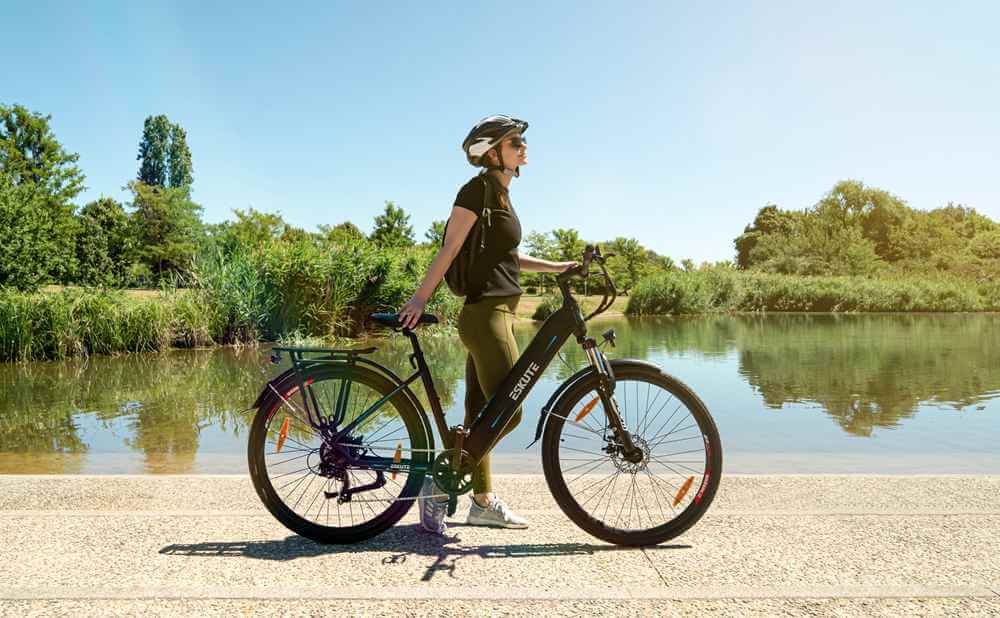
[0, 176, 75, 290]
[319, 221, 366, 247]
[75, 197, 133, 286]
[230, 208, 289, 248]
[0, 104, 85, 285]
[168, 123, 193, 190]
[551, 228, 585, 262]
[605, 237, 649, 294]
[0, 103, 86, 203]
[369, 201, 415, 248]
[524, 231, 558, 260]
[137, 115, 170, 187]
[523, 231, 560, 293]
[137, 115, 193, 191]
[735, 204, 794, 269]
[971, 230, 1000, 260]
[425, 220, 447, 245]
[127, 180, 204, 282]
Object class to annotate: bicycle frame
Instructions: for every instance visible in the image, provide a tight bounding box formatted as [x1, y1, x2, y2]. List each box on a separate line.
[268, 246, 623, 477]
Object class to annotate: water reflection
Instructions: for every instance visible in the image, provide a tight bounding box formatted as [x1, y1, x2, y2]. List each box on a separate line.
[1, 314, 998, 473]
[733, 314, 1000, 437]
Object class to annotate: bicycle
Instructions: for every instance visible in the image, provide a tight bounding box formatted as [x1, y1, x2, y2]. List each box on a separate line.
[248, 244, 722, 546]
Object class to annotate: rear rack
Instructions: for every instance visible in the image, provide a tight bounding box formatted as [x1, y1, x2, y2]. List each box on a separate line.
[267, 346, 379, 429]
[269, 345, 378, 366]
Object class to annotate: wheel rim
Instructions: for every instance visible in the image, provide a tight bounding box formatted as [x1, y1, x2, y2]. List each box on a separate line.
[553, 375, 713, 533]
[257, 370, 424, 530]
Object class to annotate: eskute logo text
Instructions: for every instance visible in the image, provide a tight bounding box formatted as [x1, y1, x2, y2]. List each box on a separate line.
[509, 362, 540, 401]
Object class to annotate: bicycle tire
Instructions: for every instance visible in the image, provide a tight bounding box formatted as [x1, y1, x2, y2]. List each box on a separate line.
[248, 363, 431, 544]
[541, 363, 722, 546]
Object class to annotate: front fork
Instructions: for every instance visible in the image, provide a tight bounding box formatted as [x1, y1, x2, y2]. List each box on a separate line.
[584, 339, 643, 463]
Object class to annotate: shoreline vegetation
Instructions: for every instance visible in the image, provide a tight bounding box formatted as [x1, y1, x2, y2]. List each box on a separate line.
[3, 266, 998, 363]
[3, 104, 1000, 362]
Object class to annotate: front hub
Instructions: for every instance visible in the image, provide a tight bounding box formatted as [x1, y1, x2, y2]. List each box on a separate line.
[607, 435, 650, 474]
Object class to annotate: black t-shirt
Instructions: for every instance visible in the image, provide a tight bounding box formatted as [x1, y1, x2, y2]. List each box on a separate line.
[453, 174, 522, 304]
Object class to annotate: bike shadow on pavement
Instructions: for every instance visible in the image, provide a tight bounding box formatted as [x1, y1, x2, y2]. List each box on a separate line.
[159, 524, 689, 580]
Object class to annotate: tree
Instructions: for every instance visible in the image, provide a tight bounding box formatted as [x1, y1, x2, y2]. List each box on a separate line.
[228, 208, 289, 249]
[137, 115, 193, 191]
[605, 237, 648, 294]
[168, 123, 193, 189]
[425, 220, 446, 245]
[369, 201, 415, 248]
[0, 103, 86, 203]
[523, 230, 560, 293]
[0, 176, 77, 290]
[319, 221, 366, 248]
[551, 228, 585, 262]
[75, 197, 133, 286]
[127, 180, 204, 282]
[0, 104, 85, 285]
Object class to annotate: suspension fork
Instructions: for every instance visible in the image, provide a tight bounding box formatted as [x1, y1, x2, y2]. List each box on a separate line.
[583, 338, 642, 461]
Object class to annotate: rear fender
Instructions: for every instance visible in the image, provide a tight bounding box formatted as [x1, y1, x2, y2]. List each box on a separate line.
[251, 361, 435, 450]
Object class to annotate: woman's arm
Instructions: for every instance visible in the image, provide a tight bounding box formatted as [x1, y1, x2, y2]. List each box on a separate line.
[397, 207, 478, 329]
[518, 252, 577, 273]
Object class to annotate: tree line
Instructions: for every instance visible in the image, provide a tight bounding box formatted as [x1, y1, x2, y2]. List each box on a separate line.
[3, 101, 996, 300]
[735, 181, 1000, 280]
[0, 103, 674, 296]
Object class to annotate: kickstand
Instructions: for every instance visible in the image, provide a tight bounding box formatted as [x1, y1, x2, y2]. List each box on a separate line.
[447, 494, 457, 517]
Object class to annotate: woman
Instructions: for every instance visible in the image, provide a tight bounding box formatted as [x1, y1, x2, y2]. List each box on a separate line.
[396, 115, 577, 534]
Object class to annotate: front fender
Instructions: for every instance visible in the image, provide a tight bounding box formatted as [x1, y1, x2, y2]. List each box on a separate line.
[527, 358, 662, 448]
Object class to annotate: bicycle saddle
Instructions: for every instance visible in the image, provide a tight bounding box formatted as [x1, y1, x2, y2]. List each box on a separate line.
[369, 312, 439, 328]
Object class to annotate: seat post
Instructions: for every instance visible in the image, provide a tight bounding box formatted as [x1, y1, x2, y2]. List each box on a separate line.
[403, 329, 451, 449]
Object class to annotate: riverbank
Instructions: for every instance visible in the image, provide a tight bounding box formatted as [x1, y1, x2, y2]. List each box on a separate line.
[7, 267, 1000, 363]
[1, 474, 996, 616]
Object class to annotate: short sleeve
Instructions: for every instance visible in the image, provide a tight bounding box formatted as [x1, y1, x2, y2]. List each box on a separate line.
[454, 177, 485, 214]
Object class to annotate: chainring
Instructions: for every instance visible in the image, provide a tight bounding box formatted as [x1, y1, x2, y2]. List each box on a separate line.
[430, 449, 475, 496]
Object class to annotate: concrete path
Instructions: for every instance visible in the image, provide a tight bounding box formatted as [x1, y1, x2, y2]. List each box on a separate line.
[0, 474, 998, 616]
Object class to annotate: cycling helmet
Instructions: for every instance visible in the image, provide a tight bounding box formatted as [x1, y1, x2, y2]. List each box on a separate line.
[461, 115, 529, 177]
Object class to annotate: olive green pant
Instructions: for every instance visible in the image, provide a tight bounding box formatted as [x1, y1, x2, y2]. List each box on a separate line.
[457, 294, 523, 494]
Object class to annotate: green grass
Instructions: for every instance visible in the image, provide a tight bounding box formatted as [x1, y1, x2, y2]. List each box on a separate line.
[1, 237, 464, 362]
[626, 268, 1000, 315]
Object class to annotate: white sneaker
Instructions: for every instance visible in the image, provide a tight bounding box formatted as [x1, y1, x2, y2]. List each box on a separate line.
[418, 477, 447, 535]
[466, 496, 529, 529]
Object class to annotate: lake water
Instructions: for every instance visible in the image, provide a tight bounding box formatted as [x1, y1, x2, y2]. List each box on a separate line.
[2, 314, 998, 474]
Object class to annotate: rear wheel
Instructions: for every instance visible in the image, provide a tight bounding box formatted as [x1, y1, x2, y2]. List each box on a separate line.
[248, 364, 431, 544]
[541, 363, 721, 546]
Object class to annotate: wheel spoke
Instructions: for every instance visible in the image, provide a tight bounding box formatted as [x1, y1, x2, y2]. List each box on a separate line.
[551, 374, 718, 538]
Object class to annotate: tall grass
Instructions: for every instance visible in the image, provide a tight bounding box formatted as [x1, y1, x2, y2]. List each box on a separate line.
[1, 237, 464, 362]
[627, 268, 997, 315]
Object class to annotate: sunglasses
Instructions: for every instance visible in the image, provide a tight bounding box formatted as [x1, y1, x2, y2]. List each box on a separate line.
[505, 136, 527, 149]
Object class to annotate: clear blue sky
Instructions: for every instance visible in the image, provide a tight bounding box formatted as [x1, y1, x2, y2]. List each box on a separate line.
[3, 1, 998, 263]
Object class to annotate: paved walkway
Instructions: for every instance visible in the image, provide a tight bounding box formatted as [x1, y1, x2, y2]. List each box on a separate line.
[0, 474, 998, 616]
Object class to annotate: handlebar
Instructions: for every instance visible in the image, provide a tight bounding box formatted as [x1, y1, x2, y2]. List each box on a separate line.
[555, 244, 617, 322]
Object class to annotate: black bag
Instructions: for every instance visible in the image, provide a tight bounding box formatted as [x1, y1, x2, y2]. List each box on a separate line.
[442, 173, 494, 299]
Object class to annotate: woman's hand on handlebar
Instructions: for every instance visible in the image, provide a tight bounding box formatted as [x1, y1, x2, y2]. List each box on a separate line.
[554, 261, 579, 273]
[397, 293, 427, 330]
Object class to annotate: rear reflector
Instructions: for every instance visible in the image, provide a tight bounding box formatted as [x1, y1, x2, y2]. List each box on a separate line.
[276, 417, 290, 453]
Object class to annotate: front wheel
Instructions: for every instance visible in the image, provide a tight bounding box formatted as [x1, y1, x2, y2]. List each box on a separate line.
[541, 363, 721, 546]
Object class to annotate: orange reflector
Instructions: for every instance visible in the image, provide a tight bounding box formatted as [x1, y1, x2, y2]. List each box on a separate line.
[673, 476, 695, 507]
[574, 397, 600, 423]
[391, 443, 402, 480]
[276, 417, 290, 453]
